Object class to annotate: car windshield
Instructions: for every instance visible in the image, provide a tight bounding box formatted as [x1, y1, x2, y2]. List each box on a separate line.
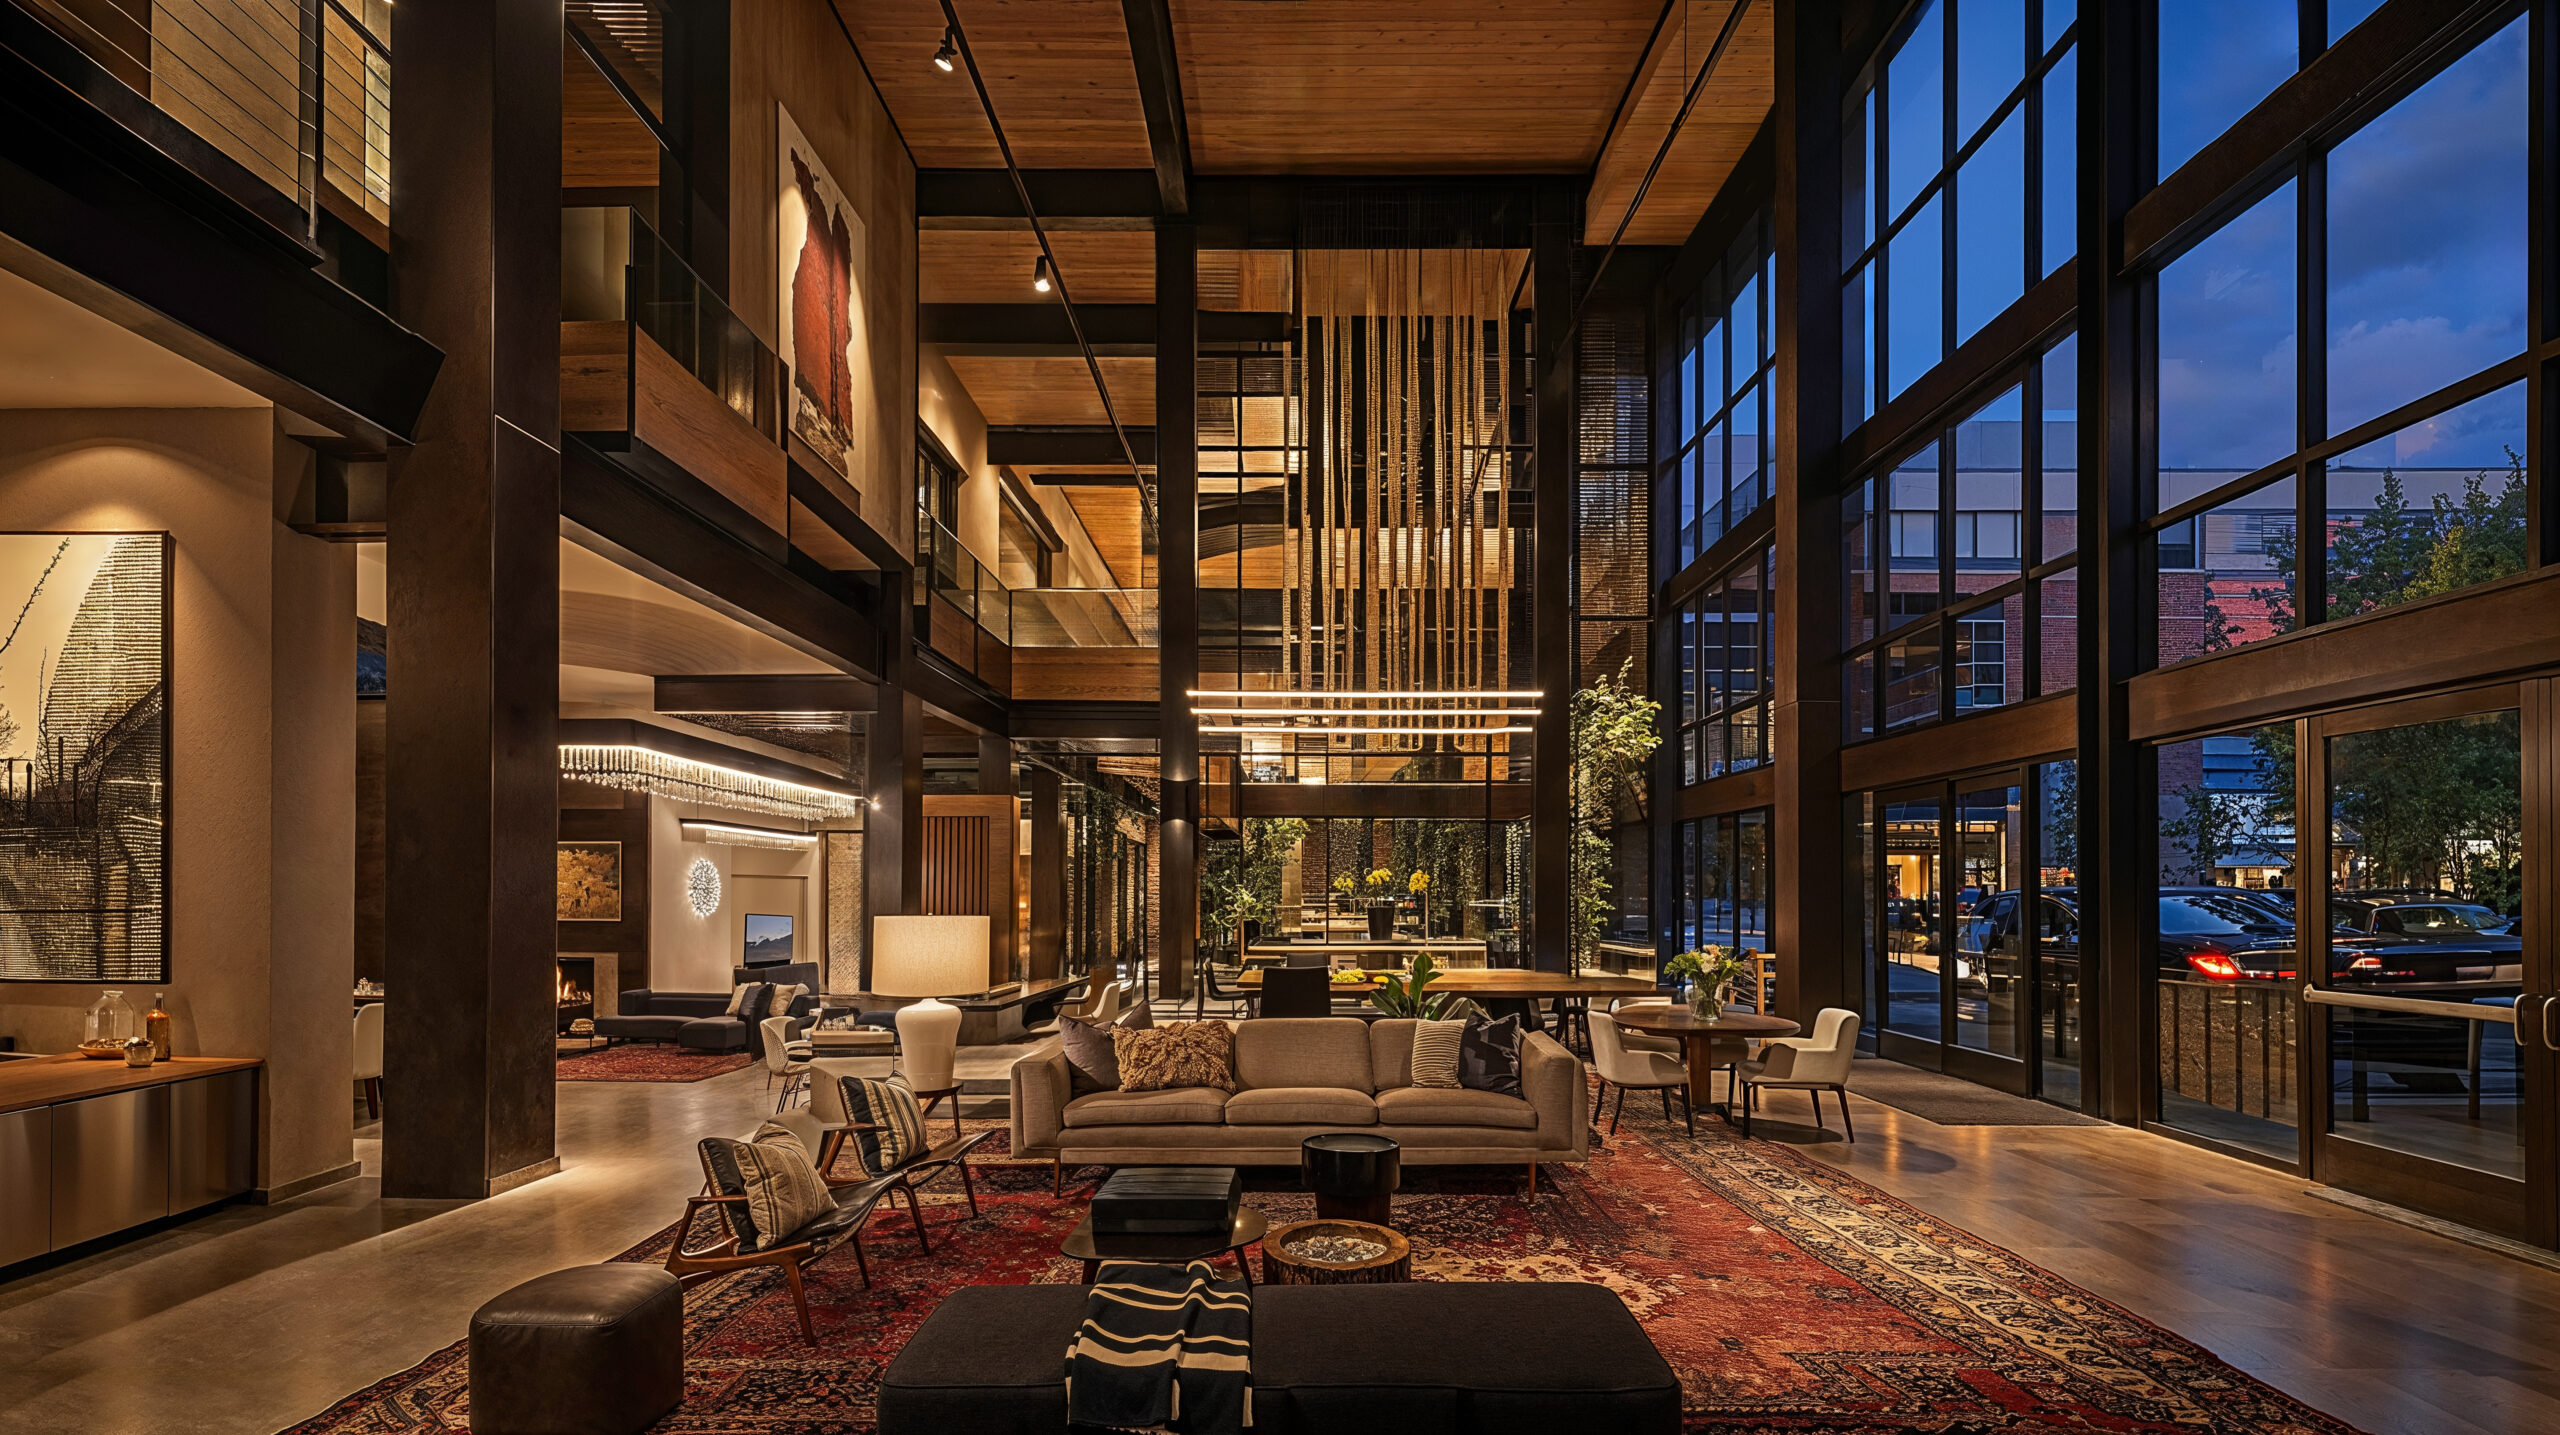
[2376, 904, 2507, 936]
[2158, 894, 2282, 936]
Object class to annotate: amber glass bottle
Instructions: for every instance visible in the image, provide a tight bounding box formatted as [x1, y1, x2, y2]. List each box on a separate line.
[146, 993, 173, 1061]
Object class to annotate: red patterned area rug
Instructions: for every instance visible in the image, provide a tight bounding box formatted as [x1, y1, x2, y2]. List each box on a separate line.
[555, 1044, 755, 1083]
[280, 1092, 2365, 1434]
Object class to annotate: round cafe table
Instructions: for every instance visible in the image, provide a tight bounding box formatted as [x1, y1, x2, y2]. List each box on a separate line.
[1609, 1006, 1799, 1122]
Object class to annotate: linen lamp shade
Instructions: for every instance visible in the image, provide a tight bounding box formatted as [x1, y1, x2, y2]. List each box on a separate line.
[872, 915, 988, 1092]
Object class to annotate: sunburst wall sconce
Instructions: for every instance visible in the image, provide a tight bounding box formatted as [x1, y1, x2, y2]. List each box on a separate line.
[685, 858, 722, 917]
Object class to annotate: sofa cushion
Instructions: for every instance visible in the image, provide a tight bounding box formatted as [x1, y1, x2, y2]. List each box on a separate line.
[678, 1017, 748, 1053]
[1225, 1087, 1378, 1127]
[1234, 1019, 1374, 1093]
[1457, 1014, 1524, 1098]
[1063, 1087, 1232, 1128]
[1367, 1020, 1416, 1089]
[1376, 1086, 1538, 1130]
[1115, 1022, 1237, 1093]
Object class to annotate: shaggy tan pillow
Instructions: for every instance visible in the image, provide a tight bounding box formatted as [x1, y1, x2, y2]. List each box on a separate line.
[1113, 1021, 1237, 1093]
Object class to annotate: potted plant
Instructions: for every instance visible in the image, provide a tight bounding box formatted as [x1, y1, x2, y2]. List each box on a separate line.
[1407, 870, 1434, 939]
[1368, 952, 1470, 1020]
[1331, 872, 1358, 915]
[1663, 945, 1753, 1013]
[1362, 867, 1398, 941]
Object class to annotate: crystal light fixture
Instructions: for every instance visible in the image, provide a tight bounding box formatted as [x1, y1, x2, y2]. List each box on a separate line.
[559, 744, 862, 822]
[685, 858, 722, 917]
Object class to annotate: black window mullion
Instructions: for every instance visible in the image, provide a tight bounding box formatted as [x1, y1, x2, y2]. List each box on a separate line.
[2533, 0, 2555, 568]
[2298, 146, 2327, 629]
[1942, 0, 1961, 378]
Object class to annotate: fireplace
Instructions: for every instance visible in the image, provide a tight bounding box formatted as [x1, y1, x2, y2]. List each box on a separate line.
[556, 957, 596, 1033]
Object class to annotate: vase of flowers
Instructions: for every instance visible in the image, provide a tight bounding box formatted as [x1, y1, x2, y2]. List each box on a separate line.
[1331, 873, 1358, 914]
[1363, 867, 1398, 940]
[1407, 870, 1434, 939]
[1663, 946, 1752, 1013]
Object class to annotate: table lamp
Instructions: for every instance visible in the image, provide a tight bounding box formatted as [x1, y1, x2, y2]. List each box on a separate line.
[871, 915, 988, 1093]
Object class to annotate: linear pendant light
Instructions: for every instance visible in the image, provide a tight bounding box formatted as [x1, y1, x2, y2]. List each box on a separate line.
[560, 744, 863, 822]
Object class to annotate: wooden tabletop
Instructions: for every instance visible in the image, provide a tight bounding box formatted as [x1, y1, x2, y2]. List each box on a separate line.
[1235, 968, 1656, 999]
[1609, 1006, 1800, 1038]
[0, 1054, 263, 1114]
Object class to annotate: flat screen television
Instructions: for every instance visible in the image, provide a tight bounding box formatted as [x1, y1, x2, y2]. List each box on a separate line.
[743, 913, 795, 965]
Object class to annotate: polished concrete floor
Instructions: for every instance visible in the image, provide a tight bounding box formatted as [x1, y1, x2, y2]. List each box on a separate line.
[4, 1045, 2558, 1435]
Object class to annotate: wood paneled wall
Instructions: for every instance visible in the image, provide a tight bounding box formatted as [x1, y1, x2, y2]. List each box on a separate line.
[921, 793, 1017, 986]
[729, 0, 917, 553]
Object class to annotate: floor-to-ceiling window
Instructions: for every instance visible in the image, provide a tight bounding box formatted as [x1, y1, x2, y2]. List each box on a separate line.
[1666, 217, 1775, 568]
[1675, 540, 1775, 783]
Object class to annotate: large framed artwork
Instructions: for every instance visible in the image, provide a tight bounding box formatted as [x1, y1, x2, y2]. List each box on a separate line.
[777, 103, 868, 482]
[556, 841, 624, 922]
[0, 533, 171, 982]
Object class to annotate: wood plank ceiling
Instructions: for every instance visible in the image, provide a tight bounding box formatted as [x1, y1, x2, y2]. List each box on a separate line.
[1584, 1, 1775, 245]
[827, 0, 1153, 167]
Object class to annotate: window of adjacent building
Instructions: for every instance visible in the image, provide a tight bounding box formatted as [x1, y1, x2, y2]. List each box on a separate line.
[2148, 15, 2530, 671]
[1676, 541, 1775, 784]
[1677, 810, 1772, 958]
[1843, 332, 2077, 741]
[1665, 214, 1775, 569]
[1845, 0, 2077, 424]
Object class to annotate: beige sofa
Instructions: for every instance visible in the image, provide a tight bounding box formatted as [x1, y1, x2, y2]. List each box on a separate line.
[1010, 1017, 1588, 1194]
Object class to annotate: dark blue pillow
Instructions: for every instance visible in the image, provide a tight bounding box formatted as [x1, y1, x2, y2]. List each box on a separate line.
[1457, 1013, 1524, 1098]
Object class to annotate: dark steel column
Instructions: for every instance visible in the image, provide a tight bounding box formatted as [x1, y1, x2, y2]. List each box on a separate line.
[1157, 221, 1198, 999]
[1530, 188, 1575, 971]
[1029, 766, 1067, 981]
[383, 0, 561, 1199]
[1770, 0, 1849, 1016]
[2080, 3, 2151, 1126]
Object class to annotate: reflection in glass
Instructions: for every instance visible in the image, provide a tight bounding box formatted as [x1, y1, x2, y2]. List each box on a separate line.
[2036, 573, 2078, 697]
[1842, 476, 1878, 647]
[2033, 760, 2083, 1107]
[2325, 381, 2528, 622]
[2154, 727, 2300, 1161]
[1952, 597, 2019, 713]
[2325, 710, 2524, 1181]
[2156, 181, 2296, 476]
[1954, 782, 2023, 1058]
[1884, 626, 1942, 730]
[2155, 476, 2296, 667]
[1885, 443, 1940, 631]
[2323, 18, 2526, 436]
[1882, 793, 1944, 1039]
[1952, 385, 2023, 582]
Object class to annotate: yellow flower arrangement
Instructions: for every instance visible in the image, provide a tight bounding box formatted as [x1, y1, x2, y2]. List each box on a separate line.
[1363, 867, 1396, 892]
[1407, 871, 1432, 894]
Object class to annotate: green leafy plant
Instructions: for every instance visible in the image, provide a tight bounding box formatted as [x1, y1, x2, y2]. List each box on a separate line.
[1571, 660, 1664, 969]
[1367, 951, 1468, 1020]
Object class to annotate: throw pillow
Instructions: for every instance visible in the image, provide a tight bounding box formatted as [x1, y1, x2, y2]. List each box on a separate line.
[701, 1123, 831, 1253]
[1409, 1018, 1467, 1089]
[735, 983, 776, 1024]
[1456, 1013, 1524, 1098]
[1114, 1021, 1237, 1093]
[1060, 1004, 1156, 1094]
[722, 984, 753, 1016]
[835, 1076, 929, 1178]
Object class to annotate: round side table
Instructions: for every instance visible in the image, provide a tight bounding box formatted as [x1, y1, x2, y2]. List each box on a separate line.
[1301, 1132, 1400, 1226]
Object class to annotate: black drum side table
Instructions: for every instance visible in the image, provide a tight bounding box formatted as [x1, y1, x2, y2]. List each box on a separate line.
[1301, 1132, 1401, 1226]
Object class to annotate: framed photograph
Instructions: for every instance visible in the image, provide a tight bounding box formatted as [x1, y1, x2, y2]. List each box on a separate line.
[743, 912, 794, 965]
[556, 841, 624, 922]
[777, 102, 868, 481]
[0, 533, 171, 983]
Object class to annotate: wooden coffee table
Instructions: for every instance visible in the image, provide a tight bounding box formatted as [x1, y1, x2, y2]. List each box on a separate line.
[1609, 1006, 1800, 1120]
[1060, 1206, 1268, 1286]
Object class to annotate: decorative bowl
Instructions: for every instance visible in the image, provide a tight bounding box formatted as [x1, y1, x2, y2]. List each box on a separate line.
[77, 1040, 128, 1060]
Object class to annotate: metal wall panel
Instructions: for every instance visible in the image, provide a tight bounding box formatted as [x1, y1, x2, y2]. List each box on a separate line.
[51, 1086, 170, 1248]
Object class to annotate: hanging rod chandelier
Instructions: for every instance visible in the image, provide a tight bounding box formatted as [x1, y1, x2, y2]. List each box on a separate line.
[560, 744, 863, 822]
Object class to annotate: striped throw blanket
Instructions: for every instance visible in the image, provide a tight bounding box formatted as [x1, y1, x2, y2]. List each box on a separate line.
[1064, 1259, 1252, 1434]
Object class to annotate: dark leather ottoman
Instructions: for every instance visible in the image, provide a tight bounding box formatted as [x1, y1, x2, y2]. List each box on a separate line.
[879, 1281, 1680, 1435]
[467, 1265, 684, 1435]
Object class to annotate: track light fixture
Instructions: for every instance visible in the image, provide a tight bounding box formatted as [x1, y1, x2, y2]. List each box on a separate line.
[932, 26, 957, 72]
[1032, 254, 1054, 294]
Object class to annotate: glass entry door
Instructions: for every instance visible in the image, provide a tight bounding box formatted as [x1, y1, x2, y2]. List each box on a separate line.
[2303, 689, 2551, 1243]
[1868, 767, 2050, 1096]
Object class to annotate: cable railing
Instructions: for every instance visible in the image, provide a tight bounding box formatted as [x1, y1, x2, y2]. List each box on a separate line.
[20, 0, 339, 236]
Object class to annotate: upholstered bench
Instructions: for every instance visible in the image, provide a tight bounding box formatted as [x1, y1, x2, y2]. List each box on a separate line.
[467, 1265, 683, 1435]
[878, 1280, 1680, 1435]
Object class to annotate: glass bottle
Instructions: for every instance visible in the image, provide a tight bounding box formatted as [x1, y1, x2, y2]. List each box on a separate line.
[82, 990, 138, 1058]
[145, 993, 173, 1061]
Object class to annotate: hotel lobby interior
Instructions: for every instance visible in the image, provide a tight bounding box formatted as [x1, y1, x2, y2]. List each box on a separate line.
[7, 1, 2560, 1431]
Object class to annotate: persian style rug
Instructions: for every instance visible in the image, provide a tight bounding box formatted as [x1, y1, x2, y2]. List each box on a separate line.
[555, 1044, 756, 1083]
[282, 1091, 2365, 1434]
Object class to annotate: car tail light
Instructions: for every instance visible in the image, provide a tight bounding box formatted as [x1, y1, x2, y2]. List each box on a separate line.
[2346, 954, 2382, 972]
[2185, 951, 2245, 981]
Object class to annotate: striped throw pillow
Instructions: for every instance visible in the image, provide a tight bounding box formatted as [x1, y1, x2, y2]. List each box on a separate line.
[700, 1123, 831, 1253]
[1410, 1018, 1467, 1088]
[835, 1076, 929, 1178]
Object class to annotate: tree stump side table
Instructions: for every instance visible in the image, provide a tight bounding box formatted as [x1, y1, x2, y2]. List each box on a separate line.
[1259, 1219, 1412, 1285]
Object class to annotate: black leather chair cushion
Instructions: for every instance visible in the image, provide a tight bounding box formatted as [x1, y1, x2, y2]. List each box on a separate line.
[678, 1017, 750, 1053]
[468, 1265, 684, 1435]
[878, 1282, 1679, 1435]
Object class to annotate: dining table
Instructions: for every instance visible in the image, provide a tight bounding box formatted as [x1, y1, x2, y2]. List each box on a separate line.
[1608, 1005, 1800, 1120]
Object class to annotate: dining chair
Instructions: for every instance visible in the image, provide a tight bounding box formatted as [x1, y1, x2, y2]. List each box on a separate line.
[351, 1002, 384, 1119]
[1739, 1007, 1861, 1140]
[1256, 965, 1332, 1019]
[1086, 980, 1125, 1023]
[761, 1015, 812, 1110]
[1589, 1012, 1692, 1136]
[1607, 996, 1683, 1057]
